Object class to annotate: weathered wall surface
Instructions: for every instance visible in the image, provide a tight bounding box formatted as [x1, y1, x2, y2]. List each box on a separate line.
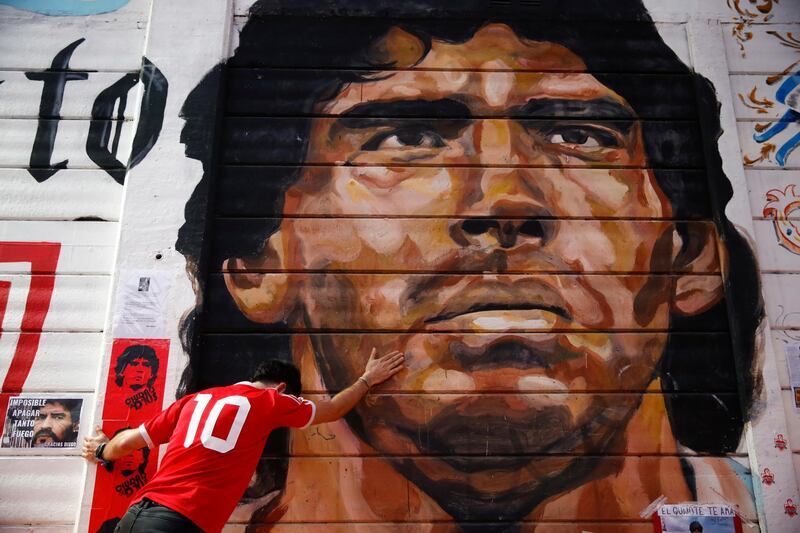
[0, 0, 799, 532]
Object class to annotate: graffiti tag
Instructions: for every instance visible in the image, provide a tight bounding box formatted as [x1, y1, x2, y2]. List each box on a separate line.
[18, 38, 167, 184]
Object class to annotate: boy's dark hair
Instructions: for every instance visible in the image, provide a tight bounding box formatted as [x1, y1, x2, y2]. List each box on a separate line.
[252, 360, 302, 396]
[689, 521, 703, 532]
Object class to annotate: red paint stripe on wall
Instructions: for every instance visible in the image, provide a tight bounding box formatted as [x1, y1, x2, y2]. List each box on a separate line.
[0, 280, 11, 335]
[0, 242, 61, 430]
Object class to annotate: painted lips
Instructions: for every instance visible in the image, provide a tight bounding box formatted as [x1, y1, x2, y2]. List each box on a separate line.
[420, 278, 572, 331]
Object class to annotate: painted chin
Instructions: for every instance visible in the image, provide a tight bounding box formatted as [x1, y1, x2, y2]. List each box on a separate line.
[361, 416, 629, 522]
[400, 333, 617, 394]
[325, 319, 647, 458]
[403, 403, 578, 456]
[389, 453, 600, 523]
[362, 391, 632, 463]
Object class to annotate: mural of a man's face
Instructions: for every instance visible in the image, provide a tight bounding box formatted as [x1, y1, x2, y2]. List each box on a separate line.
[32, 402, 76, 446]
[225, 24, 723, 514]
[121, 357, 154, 391]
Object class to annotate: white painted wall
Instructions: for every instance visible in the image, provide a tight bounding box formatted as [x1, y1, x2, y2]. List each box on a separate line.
[0, 0, 149, 529]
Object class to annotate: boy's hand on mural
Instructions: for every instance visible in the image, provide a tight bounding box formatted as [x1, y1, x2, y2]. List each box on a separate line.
[310, 349, 405, 425]
[361, 348, 405, 387]
[81, 425, 109, 463]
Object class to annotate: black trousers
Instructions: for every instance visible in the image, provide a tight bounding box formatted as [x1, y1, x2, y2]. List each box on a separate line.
[115, 498, 204, 533]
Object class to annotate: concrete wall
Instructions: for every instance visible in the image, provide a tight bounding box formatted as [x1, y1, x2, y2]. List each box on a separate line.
[0, 0, 799, 531]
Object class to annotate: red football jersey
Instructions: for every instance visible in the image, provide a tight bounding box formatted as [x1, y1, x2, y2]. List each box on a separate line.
[133, 383, 315, 532]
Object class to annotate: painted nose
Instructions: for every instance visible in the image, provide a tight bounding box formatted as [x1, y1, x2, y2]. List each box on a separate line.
[458, 218, 548, 249]
[477, 118, 516, 166]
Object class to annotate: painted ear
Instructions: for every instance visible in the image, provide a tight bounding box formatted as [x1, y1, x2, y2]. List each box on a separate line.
[673, 224, 725, 316]
[223, 230, 299, 324]
[276, 382, 287, 393]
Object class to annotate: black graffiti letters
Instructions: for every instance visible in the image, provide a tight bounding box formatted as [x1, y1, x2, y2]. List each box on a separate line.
[128, 58, 168, 169]
[87, 72, 138, 172]
[24, 39, 168, 184]
[25, 38, 89, 182]
[86, 58, 168, 183]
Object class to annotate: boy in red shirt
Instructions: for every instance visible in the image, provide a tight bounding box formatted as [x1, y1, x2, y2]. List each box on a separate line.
[82, 348, 404, 532]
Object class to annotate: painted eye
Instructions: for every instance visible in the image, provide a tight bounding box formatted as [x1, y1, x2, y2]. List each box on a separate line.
[545, 126, 621, 149]
[363, 128, 445, 151]
[548, 131, 598, 147]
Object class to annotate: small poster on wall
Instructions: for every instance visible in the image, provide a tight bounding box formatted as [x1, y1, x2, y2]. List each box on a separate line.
[103, 338, 169, 420]
[784, 343, 800, 411]
[1, 396, 83, 449]
[654, 503, 742, 533]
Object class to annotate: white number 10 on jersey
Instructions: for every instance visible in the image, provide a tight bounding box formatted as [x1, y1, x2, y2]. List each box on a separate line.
[184, 394, 251, 453]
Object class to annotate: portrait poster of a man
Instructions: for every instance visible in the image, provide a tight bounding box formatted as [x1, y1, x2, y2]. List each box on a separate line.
[173, 0, 763, 529]
[103, 340, 168, 420]
[1, 397, 83, 449]
[85, 339, 171, 532]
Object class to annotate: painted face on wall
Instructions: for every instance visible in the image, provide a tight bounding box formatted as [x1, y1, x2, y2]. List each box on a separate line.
[32, 402, 76, 445]
[225, 23, 722, 513]
[121, 357, 154, 391]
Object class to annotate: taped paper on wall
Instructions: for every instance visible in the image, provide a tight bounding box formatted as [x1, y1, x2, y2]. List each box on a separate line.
[112, 271, 171, 339]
